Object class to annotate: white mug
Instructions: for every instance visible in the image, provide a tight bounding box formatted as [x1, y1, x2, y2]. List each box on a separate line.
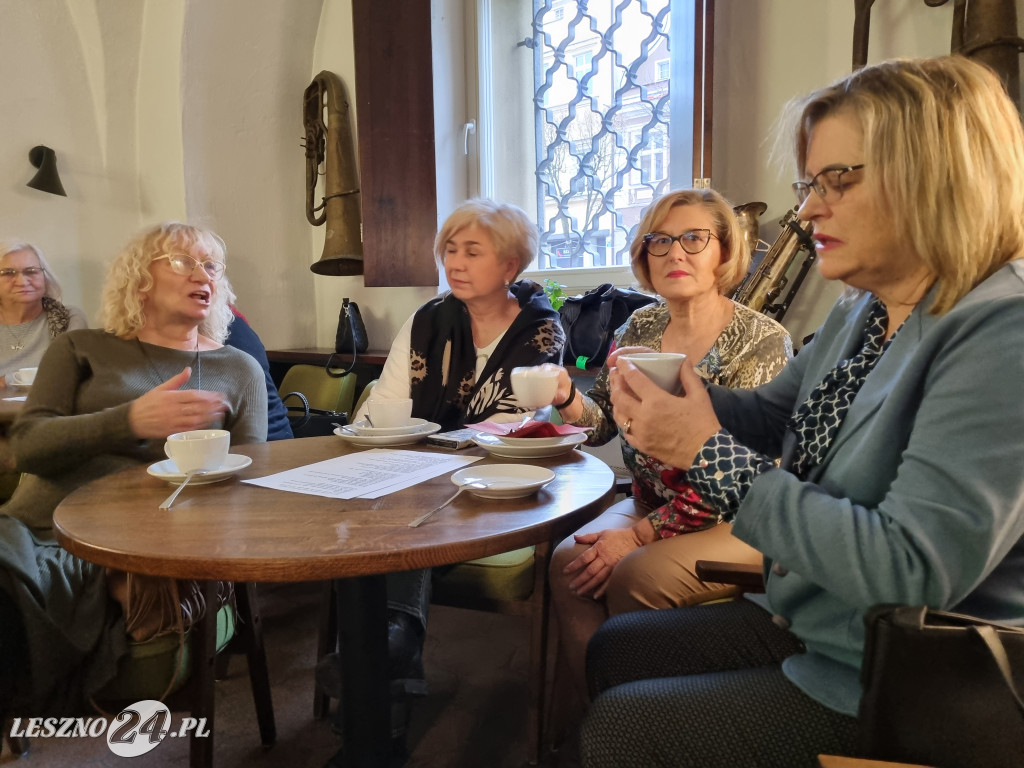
[164, 429, 230, 473]
[11, 367, 37, 386]
[367, 398, 413, 429]
[617, 352, 687, 395]
[510, 366, 560, 409]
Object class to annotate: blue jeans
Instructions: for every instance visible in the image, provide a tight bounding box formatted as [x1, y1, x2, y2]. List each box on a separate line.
[386, 568, 430, 629]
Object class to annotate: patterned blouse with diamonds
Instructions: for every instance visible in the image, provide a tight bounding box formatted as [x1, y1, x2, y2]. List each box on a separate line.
[570, 300, 792, 537]
[689, 299, 900, 519]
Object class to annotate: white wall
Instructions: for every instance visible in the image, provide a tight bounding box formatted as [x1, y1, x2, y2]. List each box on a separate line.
[310, 0, 438, 350]
[712, 0, 955, 343]
[1, 0, 1019, 354]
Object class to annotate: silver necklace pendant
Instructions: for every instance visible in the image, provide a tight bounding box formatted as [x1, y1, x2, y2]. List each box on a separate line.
[9, 343, 23, 351]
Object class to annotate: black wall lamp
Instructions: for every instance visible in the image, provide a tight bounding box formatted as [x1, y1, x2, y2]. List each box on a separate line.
[26, 145, 67, 197]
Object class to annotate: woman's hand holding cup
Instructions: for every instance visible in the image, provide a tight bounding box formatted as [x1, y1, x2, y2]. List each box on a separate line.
[510, 363, 562, 410]
[610, 354, 721, 470]
[128, 367, 229, 440]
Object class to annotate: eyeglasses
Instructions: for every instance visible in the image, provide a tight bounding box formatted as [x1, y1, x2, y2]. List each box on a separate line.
[792, 164, 865, 206]
[152, 253, 225, 281]
[0, 267, 44, 280]
[643, 230, 719, 257]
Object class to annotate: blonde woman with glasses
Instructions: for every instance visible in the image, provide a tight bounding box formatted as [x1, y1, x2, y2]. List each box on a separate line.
[536, 188, 792, 717]
[584, 55, 1024, 768]
[0, 239, 87, 386]
[0, 222, 266, 717]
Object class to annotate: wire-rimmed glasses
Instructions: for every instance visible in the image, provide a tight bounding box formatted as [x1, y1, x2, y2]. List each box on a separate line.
[792, 164, 865, 206]
[0, 267, 45, 280]
[643, 230, 719, 257]
[152, 253, 225, 281]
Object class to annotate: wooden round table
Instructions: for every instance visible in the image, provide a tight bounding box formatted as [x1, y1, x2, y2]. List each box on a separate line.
[54, 436, 616, 767]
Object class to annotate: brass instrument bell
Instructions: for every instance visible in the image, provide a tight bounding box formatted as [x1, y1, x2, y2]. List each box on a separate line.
[304, 71, 363, 276]
[733, 201, 767, 255]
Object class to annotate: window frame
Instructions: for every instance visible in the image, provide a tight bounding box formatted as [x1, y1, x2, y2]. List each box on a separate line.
[469, 0, 700, 295]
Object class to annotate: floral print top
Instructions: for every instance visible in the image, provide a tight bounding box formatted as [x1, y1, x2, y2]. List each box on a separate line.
[570, 300, 792, 537]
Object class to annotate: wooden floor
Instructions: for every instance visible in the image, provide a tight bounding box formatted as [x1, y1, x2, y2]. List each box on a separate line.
[1, 582, 548, 768]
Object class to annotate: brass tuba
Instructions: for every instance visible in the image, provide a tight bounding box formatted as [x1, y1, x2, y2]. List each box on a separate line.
[303, 70, 363, 275]
[732, 207, 815, 320]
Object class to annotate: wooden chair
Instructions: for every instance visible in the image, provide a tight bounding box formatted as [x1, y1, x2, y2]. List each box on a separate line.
[1, 583, 275, 767]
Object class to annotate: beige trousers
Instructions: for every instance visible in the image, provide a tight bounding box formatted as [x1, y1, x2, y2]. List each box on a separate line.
[548, 498, 762, 700]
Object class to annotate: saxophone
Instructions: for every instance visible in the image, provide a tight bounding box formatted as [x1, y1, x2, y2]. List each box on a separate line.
[732, 207, 815, 320]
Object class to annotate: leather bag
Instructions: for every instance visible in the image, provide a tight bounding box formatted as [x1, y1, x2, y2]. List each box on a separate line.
[859, 604, 1024, 768]
[282, 391, 348, 438]
[326, 297, 368, 377]
[558, 283, 657, 370]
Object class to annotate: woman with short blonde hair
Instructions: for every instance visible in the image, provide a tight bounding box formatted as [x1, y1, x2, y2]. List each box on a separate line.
[629, 188, 751, 296]
[583, 55, 1024, 768]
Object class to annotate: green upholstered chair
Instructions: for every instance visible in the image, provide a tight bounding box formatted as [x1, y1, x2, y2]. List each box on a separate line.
[279, 364, 357, 419]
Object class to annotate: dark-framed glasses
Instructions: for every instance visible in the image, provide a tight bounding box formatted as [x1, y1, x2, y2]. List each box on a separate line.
[643, 229, 719, 257]
[0, 267, 45, 280]
[152, 253, 225, 281]
[792, 164, 865, 205]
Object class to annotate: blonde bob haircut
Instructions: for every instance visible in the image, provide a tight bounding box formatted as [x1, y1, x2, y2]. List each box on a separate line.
[790, 55, 1024, 315]
[434, 198, 539, 277]
[629, 188, 750, 295]
[0, 239, 65, 302]
[100, 222, 235, 343]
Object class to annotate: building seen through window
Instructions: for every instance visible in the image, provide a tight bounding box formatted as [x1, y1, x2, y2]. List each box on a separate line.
[474, 0, 692, 283]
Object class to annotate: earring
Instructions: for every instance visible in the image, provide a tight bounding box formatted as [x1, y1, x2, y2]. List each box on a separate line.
[504, 279, 511, 289]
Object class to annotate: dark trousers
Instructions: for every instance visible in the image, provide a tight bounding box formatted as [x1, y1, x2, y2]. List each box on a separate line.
[582, 600, 862, 768]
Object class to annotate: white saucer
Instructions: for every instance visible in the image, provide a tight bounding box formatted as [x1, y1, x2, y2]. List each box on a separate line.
[347, 418, 429, 436]
[496, 433, 574, 447]
[334, 422, 441, 447]
[147, 454, 253, 485]
[473, 433, 587, 459]
[451, 465, 556, 499]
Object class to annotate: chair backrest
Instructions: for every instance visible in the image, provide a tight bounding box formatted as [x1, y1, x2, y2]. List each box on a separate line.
[353, 379, 378, 416]
[279, 365, 357, 415]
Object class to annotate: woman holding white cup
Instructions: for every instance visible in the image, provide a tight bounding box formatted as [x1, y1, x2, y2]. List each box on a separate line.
[0, 222, 266, 714]
[344, 198, 564, 755]
[538, 188, 793, 709]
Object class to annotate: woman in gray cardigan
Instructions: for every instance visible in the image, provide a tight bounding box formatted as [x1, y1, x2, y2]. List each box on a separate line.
[579, 55, 1024, 767]
[0, 222, 266, 716]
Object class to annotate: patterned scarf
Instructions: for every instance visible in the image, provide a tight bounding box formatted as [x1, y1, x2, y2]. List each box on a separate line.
[789, 299, 899, 478]
[41, 296, 73, 338]
[408, 280, 564, 430]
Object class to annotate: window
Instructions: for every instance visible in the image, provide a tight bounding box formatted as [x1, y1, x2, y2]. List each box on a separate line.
[473, 0, 698, 289]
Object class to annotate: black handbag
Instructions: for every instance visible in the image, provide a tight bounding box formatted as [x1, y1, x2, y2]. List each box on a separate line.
[325, 298, 368, 378]
[859, 604, 1024, 768]
[281, 391, 348, 438]
[558, 283, 657, 370]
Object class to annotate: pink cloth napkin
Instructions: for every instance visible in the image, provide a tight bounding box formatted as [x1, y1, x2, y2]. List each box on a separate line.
[466, 420, 590, 438]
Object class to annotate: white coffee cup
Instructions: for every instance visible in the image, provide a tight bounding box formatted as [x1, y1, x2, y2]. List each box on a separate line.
[367, 398, 414, 429]
[11, 367, 37, 386]
[617, 352, 687, 395]
[510, 366, 560, 409]
[164, 429, 230, 473]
